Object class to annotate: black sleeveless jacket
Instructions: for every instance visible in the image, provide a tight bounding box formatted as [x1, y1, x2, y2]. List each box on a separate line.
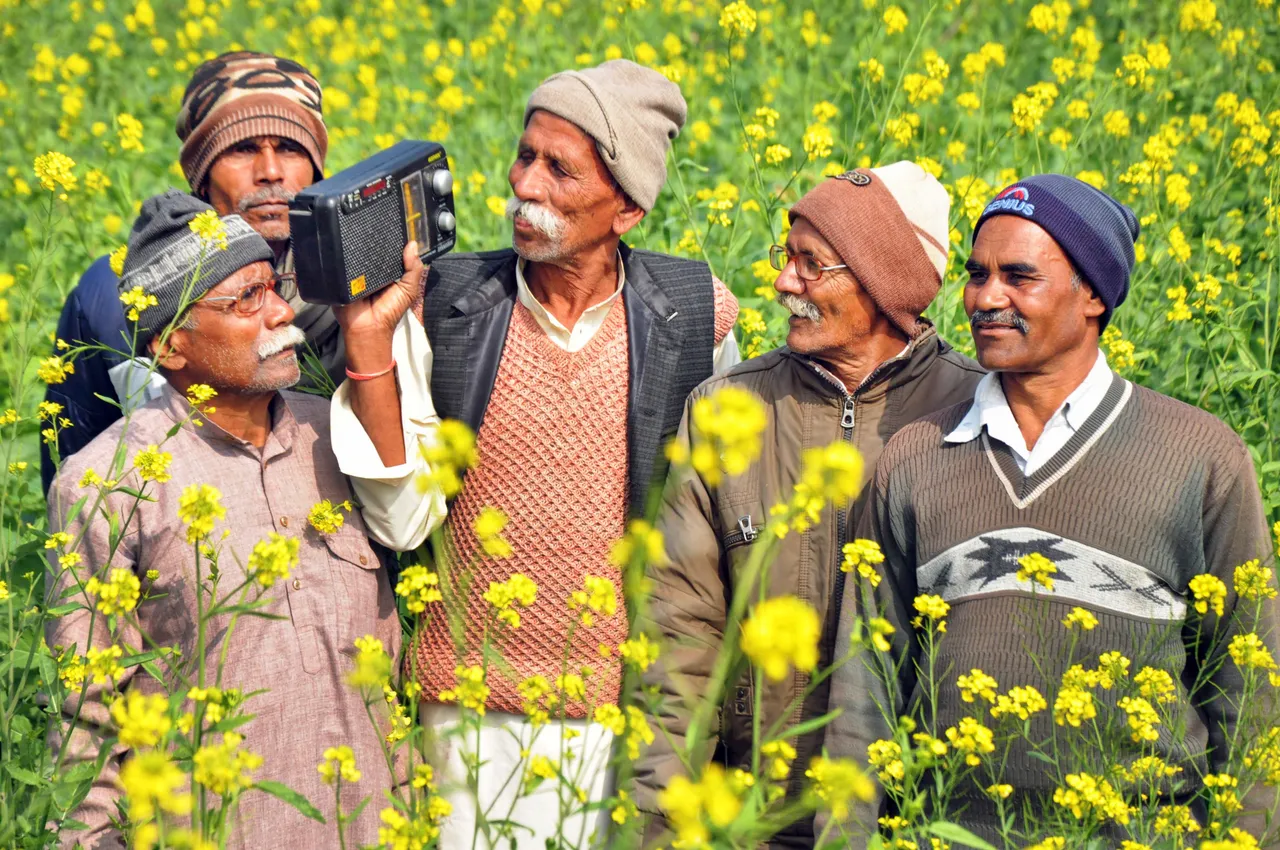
[420, 243, 717, 515]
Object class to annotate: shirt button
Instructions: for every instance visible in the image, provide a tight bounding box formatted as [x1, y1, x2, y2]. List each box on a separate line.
[359, 555, 368, 565]
[280, 516, 289, 528]
[292, 578, 302, 590]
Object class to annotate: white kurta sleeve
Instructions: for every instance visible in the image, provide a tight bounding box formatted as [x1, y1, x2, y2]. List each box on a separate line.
[712, 330, 741, 375]
[331, 312, 448, 551]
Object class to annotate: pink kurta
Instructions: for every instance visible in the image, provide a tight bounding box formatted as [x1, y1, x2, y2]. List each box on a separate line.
[48, 385, 401, 849]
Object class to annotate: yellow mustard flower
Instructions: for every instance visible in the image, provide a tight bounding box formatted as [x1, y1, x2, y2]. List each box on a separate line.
[84, 567, 141, 615]
[741, 595, 820, 680]
[395, 564, 443, 612]
[317, 745, 361, 785]
[246, 532, 298, 588]
[110, 690, 171, 748]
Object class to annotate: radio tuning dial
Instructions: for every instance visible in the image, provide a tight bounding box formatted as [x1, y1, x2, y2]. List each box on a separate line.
[430, 169, 454, 197]
[435, 210, 456, 232]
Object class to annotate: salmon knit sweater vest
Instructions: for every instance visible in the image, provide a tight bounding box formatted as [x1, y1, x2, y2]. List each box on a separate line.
[415, 301, 631, 717]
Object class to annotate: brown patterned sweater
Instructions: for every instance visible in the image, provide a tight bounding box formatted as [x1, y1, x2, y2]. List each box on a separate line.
[826, 375, 1278, 842]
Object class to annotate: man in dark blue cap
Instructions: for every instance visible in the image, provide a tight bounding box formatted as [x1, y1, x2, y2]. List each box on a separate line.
[821, 174, 1278, 844]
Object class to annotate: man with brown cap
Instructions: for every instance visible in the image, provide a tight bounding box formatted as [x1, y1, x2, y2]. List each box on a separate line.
[329, 59, 739, 848]
[633, 161, 983, 848]
[42, 51, 337, 492]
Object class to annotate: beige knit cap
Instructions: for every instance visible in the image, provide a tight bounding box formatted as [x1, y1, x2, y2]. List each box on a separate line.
[789, 160, 950, 338]
[524, 59, 687, 212]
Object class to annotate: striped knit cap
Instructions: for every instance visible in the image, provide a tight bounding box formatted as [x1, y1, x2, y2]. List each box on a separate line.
[176, 51, 328, 194]
[120, 189, 274, 352]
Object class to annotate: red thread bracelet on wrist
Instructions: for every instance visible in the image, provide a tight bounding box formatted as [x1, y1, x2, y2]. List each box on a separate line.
[345, 360, 397, 381]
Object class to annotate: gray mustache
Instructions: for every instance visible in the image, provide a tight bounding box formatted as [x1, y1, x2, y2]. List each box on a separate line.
[970, 309, 1029, 334]
[238, 186, 297, 212]
[505, 197, 565, 239]
[778, 293, 821, 323]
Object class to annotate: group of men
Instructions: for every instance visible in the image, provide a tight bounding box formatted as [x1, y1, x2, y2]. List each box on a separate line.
[44, 48, 1275, 850]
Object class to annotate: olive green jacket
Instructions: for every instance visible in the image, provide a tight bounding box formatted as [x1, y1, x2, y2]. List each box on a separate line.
[635, 326, 982, 847]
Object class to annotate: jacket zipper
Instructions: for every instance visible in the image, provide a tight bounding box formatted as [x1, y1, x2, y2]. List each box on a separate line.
[832, 394, 855, 630]
[722, 514, 759, 550]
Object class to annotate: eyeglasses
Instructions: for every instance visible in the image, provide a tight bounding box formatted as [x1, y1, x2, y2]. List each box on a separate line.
[769, 244, 848, 283]
[196, 273, 295, 316]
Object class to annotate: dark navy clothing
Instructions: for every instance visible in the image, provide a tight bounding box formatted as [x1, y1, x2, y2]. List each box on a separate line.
[41, 256, 130, 494]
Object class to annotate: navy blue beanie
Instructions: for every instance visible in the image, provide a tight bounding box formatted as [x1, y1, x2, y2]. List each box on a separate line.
[972, 174, 1140, 328]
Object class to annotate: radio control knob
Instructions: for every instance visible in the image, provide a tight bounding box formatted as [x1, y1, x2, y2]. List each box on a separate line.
[430, 169, 454, 197]
[435, 210, 456, 232]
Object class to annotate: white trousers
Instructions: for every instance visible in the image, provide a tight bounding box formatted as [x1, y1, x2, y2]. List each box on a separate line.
[422, 704, 616, 850]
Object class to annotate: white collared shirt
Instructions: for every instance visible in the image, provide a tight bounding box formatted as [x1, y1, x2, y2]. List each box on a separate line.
[944, 350, 1113, 477]
[514, 256, 740, 369]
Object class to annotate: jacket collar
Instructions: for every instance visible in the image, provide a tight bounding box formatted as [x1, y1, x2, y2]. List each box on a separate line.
[786, 321, 944, 399]
[618, 242, 678, 322]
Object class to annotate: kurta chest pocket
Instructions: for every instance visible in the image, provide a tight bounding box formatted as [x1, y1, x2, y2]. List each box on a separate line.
[323, 529, 385, 654]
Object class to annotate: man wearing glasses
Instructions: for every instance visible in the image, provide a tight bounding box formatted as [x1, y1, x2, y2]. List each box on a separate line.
[46, 191, 419, 849]
[41, 51, 335, 494]
[635, 161, 983, 847]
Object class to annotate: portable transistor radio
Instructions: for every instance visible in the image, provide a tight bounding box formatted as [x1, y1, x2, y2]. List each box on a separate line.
[289, 140, 457, 304]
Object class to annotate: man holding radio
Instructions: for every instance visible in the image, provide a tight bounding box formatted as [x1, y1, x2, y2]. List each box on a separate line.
[330, 60, 739, 848]
[47, 191, 416, 849]
[41, 51, 338, 493]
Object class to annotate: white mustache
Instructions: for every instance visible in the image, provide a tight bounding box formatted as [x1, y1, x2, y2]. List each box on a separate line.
[778, 293, 822, 323]
[505, 197, 565, 239]
[258, 325, 306, 360]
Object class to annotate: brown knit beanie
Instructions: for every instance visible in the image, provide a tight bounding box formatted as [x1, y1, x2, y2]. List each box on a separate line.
[524, 59, 686, 212]
[789, 161, 950, 338]
[176, 51, 328, 195]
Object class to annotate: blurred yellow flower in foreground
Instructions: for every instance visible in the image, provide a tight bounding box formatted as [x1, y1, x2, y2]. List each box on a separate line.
[806, 756, 875, 818]
[117, 750, 192, 822]
[85, 567, 141, 615]
[658, 763, 744, 846]
[667, 386, 766, 487]
[741, 595, 819, 680]
[110, 690, 171, 748]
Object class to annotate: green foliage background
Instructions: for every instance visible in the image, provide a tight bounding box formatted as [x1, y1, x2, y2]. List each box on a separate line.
[0, 0, 1279, 842]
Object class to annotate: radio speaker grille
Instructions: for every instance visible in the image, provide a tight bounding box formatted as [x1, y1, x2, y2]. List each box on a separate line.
[341, 196, 405, 296]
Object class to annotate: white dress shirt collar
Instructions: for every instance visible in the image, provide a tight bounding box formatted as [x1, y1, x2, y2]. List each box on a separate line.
[945, 350, 1113, 475]
[514, 253, 626, 353]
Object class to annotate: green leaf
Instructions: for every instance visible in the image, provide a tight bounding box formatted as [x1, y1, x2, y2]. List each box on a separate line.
[10, 714, 33, 740]
[46, 603, 86, 617]
[5, 763, 43, 786]
[1025, 749, 1058, 766]
[166, 421, 183, 438]
[253, 781, 325, 823]
[119, 649, 164, 667]
[927, 822, 999, 850]
[768, 708, 842, 742]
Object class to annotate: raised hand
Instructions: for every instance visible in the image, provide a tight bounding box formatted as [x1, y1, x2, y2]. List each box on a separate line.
[332, 241, 426, 341]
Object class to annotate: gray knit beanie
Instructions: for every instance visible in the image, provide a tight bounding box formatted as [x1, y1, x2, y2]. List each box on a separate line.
[119, 189, 274, 351]
[524, 59, 687, 212]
